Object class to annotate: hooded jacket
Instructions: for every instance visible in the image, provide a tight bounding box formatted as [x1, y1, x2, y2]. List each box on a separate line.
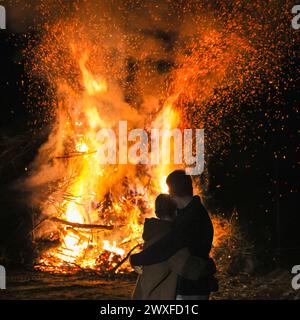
[132, 217, 216, 300]
[131, 196, 216, 295]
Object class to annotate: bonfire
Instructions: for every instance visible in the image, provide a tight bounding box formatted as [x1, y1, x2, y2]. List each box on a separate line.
[23, 3, 259, 275]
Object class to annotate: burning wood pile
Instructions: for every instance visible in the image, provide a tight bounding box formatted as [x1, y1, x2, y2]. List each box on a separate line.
[29, 55, 182, 273]
[33, 183, 153, 274]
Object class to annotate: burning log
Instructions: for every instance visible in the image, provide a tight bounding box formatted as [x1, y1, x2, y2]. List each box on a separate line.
[50, 217, 114, 230]
[54, 151, 96, 159]
[108, 243, 142, 275]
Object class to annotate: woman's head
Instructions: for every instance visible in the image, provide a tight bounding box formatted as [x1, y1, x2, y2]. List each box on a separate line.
[155, 194, 177, 221]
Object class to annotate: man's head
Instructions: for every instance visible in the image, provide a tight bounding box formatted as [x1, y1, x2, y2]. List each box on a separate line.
[166, 170, 193, 198]
[155, 194, 177, 221]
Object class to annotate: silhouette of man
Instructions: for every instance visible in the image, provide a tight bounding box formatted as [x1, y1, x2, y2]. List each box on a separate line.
[130, 170, 216, 299]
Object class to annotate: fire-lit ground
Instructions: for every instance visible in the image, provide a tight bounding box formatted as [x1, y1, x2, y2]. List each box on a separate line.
[1, 269, 298, 300]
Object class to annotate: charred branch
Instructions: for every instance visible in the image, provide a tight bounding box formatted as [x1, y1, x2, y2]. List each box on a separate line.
[50, 217, 114, 230]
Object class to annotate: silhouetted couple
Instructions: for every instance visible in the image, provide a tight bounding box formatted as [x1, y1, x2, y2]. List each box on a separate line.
[130, 170, 218, 300]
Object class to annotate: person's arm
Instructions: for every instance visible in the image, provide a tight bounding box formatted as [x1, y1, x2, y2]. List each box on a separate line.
[130, 215, 200, 266]
[130, 228, 184, 266]
[172, 256, 217, 280]
[167, 248, 215, 280]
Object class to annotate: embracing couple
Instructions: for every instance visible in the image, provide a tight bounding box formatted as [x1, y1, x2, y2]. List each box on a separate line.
[130, 170, 218, 300]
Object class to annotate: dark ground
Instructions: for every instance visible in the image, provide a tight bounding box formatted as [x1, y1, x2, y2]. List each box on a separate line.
[1, 269, 299, 300]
